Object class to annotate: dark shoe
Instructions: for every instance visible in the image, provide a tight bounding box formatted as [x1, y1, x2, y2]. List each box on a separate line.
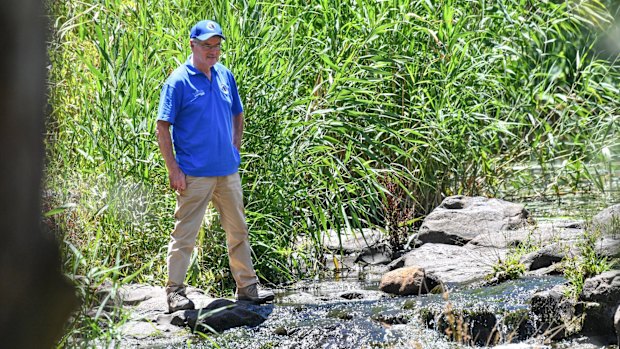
[235, 283, 275, 304]
[167, 290, 195, 313]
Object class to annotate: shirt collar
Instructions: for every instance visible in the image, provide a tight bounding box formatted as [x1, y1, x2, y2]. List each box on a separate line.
[184, 55, 218, 76]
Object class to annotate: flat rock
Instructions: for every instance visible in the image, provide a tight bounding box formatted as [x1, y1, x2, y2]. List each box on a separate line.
[388, 243, 506, 284]
[466, 220, 584, 249]
[592, 204, 620, 236]
[418, 196, 530, 246]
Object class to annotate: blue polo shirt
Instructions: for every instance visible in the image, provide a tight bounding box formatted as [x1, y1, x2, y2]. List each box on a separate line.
[157, 57, 243, 177]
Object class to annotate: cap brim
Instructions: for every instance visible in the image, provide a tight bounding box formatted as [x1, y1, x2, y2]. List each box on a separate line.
[195, 33, 225, 41]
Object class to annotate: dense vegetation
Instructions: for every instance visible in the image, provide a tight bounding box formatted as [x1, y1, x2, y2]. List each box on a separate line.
[46, 0, 619, 343]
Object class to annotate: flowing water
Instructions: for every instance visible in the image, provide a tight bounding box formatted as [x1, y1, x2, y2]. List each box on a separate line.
[191, 276, 618, 349]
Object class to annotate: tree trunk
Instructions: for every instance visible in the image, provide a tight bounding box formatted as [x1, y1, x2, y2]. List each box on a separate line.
[0, 0, 77, 347]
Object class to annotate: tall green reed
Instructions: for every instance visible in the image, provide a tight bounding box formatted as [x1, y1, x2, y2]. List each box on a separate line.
[46, 0, 619, 298]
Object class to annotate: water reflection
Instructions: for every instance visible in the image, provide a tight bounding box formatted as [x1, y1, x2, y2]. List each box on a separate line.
[505, 158, 620, 219]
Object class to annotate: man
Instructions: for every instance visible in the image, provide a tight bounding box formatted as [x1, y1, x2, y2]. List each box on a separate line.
[156, 19, 274, 313]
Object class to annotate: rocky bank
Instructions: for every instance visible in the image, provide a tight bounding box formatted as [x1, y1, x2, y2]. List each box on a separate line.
[88, 197, 620, 348]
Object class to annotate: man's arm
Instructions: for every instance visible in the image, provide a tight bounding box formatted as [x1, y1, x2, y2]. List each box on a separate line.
[156, 120, 186, 191]
[232, 112, 244, 151]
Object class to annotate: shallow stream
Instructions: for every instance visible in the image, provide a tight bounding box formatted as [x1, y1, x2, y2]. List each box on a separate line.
[185, 159, 620, 349]
[196, 275, 617, 349]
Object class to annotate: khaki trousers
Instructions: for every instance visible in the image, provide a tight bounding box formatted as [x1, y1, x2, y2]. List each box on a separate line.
[166, 172, 258, 292]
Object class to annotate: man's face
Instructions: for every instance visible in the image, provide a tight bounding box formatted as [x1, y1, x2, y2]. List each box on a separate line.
[191, 36, 222, 69]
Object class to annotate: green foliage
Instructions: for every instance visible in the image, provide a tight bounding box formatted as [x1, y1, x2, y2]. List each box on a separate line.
[487, 230, 539, 282]
[562, 229, 612, 299]
[45, 1, 619, 343]
[488, 255, 527, 283]
[56, 243, 131, 348]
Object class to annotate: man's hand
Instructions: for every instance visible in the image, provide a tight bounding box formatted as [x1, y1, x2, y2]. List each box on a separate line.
[232, 112, 243, 152]
[169, 166, 186, 192]
[156, 120, 187, 192]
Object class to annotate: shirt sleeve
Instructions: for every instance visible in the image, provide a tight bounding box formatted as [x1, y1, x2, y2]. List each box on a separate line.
[157, 83, 180, 124]
[228, 72, 243, 116]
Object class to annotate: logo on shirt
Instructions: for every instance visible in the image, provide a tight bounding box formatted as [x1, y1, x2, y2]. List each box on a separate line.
[220, 83, 229, 95]
[193, 90, 205, 99]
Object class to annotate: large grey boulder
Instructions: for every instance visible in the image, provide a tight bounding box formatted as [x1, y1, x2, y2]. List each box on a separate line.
[579, 270, 620, 342]
[592, 204, 620, 236]
[388, 243, 507, 284]
[418, 196, 530, 246]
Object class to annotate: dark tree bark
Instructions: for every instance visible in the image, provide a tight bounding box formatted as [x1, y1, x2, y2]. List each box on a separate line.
[0, 0, 77, 347]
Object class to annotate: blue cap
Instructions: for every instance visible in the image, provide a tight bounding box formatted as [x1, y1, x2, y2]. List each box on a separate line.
[190, 20, 225, 41]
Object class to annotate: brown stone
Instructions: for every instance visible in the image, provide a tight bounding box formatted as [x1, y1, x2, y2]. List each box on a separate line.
[379, 266, 440, 296]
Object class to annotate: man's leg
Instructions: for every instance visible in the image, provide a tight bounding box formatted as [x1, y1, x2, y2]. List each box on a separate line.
[212, 173, 273, 303]
[166, 176, 216, 310]
[212, 172, 258, 288]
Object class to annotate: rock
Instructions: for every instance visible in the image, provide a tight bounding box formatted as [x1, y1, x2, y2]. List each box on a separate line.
[323, 253, 359, 273]
[592, 204, 620, 236]
[279, 292, 319, 304]
[379, 266, 441, 296]
[293, 228, 388, 278]
[500, 309, 535, 342]
[110, 284, 270, 345]
[466, 221, 583, 250]
[354, 244, 393, 265]
[274, 326, 295, 336]
[119, 319, 185, 340]
[528, 271, 620, 344]
[371, 310, 411, 325]
[520, 243, 572, 271]
[529, 285, 580, 340]
[388, 243, 506, 284]
[615, 306, 620, 345]
[598, 236, 620, 259]
[417, 196, 530, 246]
[525, 263, 563, 277]
[163, 299, 268, 334]
[422, 305, 500, 346]
[580, 270, 620, 303]
[579, 270, 620, 342]
[119, 284, 165, 306]
[339, 291, 364, 300]
[321, 228, 385, 253]
[327, 308, 353, 320]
